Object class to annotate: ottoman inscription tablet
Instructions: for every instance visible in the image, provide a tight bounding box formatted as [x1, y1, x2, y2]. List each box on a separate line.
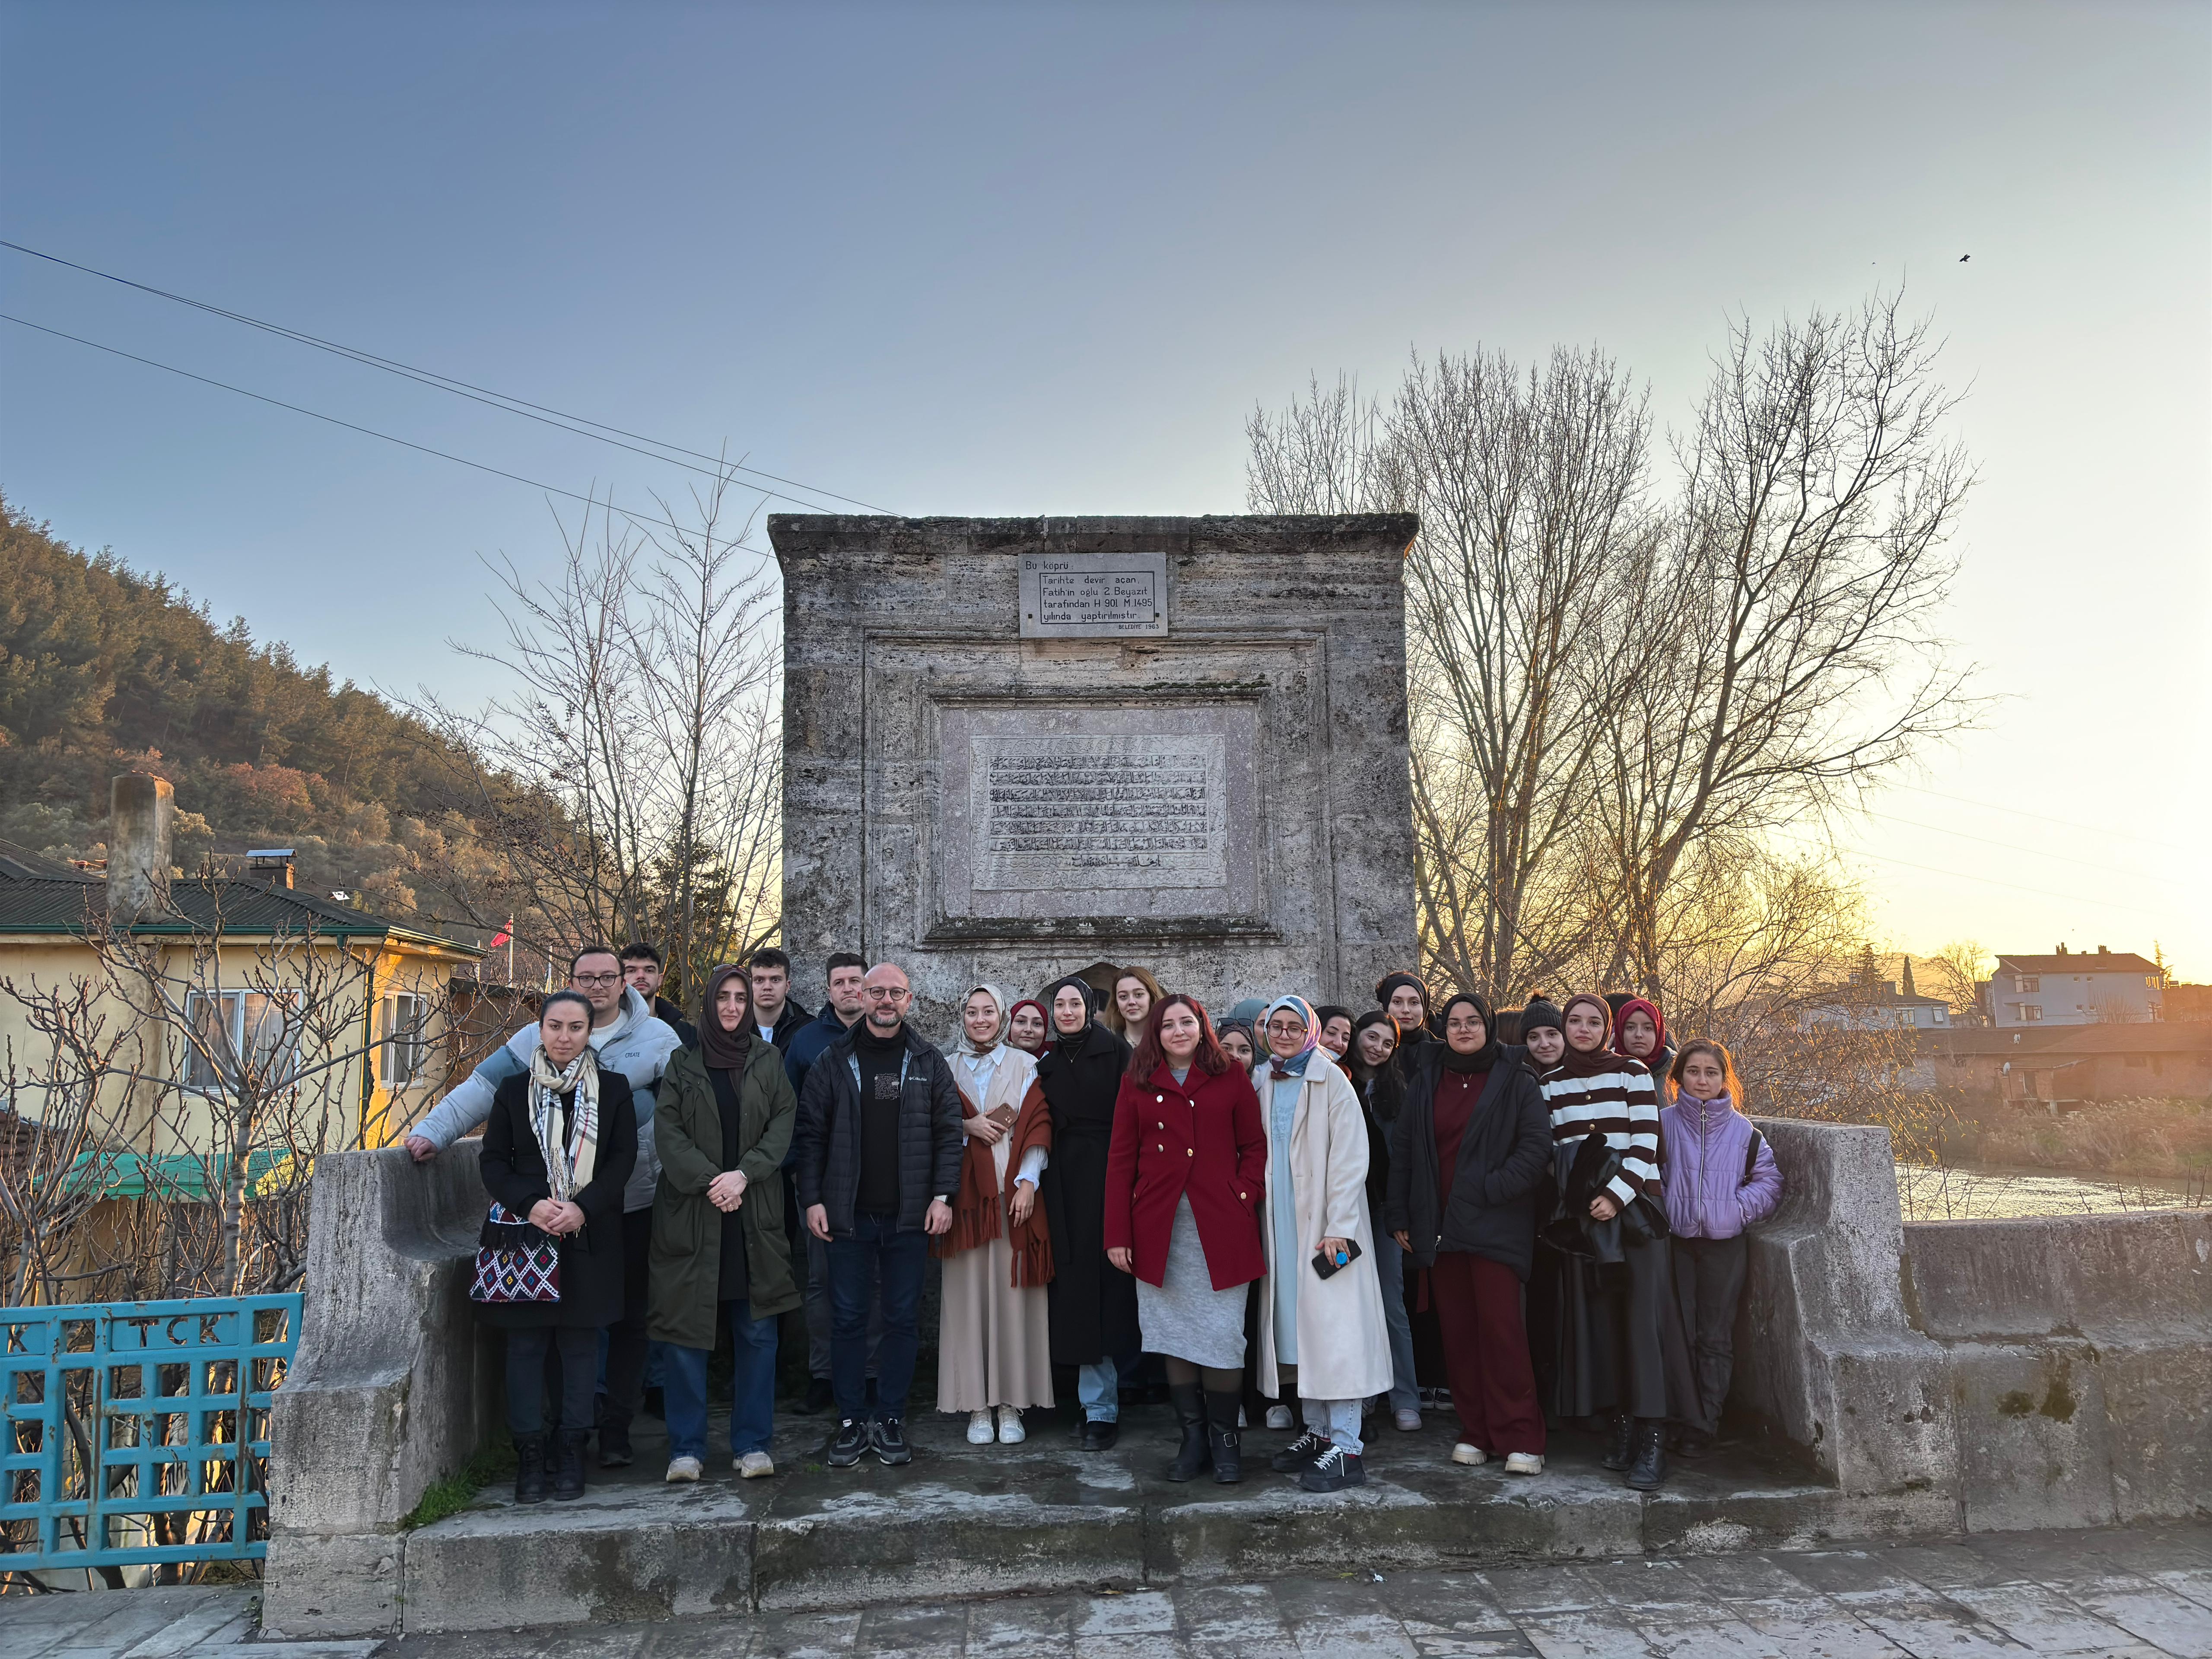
[974, 734, 1227, 891]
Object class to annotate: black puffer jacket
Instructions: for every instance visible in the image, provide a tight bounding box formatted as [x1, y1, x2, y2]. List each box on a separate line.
[792, 1023, 965, 1236]
[1384, 1044, 1552, 1280]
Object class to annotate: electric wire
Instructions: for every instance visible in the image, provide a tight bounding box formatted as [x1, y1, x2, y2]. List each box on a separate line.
[1, 237, 896, 515]
[1883, 781, 2188, 855]
[1841, 845, 2166, 918]
[0, 311, 842, 541]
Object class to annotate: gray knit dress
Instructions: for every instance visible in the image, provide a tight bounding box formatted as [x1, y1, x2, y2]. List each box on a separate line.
[1133, 1066, 1248, 1369]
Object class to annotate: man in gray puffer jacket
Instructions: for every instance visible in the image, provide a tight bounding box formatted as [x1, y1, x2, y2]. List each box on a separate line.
[406, 945, 681, 1464]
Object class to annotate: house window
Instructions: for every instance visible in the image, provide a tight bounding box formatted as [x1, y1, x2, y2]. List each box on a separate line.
[2015, 1005, 2044, 1023]
[183, 991, 302, 1091]
[383, 993, 430, 1087]
[2016, 976, 2040, 993]
[1932, 1009, 1948, 1024]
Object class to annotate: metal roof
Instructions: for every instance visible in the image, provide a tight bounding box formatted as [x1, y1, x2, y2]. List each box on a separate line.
[1994, 952, 2161, 977]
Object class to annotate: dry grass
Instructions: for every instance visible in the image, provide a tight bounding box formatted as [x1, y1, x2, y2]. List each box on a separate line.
[1948, 1096, 2212, 1182]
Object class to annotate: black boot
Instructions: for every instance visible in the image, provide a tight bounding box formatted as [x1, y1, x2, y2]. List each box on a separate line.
[1204, 1391, 1243, 1484]
[552, 1428, 590, 1500]
[1601, 1411, 1635, 1471]
[512, 1433, 548, 1504]
[1625, 1419, 1667, 1491]
[1165, 1383, 1211, 1483]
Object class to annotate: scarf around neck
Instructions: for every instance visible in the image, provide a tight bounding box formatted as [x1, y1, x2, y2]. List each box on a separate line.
[527, 1043, 600, 1201]
[698, 963, 754, 1071]
[1043, 975, 1098, 1051]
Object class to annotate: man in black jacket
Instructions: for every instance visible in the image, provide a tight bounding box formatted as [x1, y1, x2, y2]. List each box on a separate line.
[795, 961, 963, 1468]
[621, 942, 698, 1050]
[744, 947, 812, 1051]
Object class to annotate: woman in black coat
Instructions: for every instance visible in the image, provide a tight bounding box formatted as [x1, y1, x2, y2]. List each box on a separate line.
[1386, 992, 1551, 1475]
[1035, 975, 1138, 1449]
[477, 990, 638, 1503]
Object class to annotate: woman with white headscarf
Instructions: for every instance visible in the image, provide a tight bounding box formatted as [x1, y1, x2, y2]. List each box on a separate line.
[933, 983, 1056, 1444]
[1251, 995, 1392, 1494]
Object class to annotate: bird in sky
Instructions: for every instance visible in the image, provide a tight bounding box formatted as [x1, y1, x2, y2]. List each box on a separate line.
[1959, 254, 1971, 262]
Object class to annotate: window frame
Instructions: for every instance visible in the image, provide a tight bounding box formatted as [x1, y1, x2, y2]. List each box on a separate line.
[181, 988, 303, 1093]
[382, 991, 430, 1089]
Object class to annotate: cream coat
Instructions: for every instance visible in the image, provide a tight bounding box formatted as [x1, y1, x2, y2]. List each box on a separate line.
[1252, 1049, 1392, 1401]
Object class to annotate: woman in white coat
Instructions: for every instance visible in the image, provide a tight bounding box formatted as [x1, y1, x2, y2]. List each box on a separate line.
[1252, 996, 1392, 1492]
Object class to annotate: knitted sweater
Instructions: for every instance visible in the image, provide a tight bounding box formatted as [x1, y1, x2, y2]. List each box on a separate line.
[1538, 1056, 1661, 1208]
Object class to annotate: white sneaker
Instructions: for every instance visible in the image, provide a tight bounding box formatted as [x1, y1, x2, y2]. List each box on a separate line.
[665, 1455, 702, 1482]
[736, 1451, 775, 1478]
[996, 1405, 1026, 1445]
[1504, 1452, 1544, 1475]
[1265, 1405, 1294, 1430]
[1394, 1408, 1423, 1433]
[1237, 1406, 1249, 1428]
[967, 1409, 996, 1445]
[1451, 1443, 1489, 1466]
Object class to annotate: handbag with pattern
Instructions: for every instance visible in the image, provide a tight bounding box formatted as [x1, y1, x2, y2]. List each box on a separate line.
[469, 1201, 562, 1303]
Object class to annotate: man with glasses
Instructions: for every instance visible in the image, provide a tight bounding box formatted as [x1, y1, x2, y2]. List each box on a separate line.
[406, 944, 681, 1467]
[792, 963, 964, 1469]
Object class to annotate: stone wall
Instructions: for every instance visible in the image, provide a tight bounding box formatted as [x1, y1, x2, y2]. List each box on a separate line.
[773, 515, 1421, 1024]
[263, 1142, 494, 1637]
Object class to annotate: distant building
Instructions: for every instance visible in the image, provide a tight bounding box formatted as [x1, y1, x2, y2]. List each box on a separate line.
[1981, 945, 2165, 1028]
[1924, 1021, 2212, 1106]
[1802, 951, 1953, 1032]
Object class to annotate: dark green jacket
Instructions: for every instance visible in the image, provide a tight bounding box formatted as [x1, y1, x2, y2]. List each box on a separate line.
[648, 1041, 801, 1350]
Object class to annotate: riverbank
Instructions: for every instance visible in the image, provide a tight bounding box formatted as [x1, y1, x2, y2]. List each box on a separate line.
[1897, 1158, 2206, 1220]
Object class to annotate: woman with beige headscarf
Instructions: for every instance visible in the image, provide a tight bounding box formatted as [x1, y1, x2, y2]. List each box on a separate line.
[933, 982, 1056, 1444]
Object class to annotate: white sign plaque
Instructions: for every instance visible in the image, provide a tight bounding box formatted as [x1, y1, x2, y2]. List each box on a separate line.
[1017, 551, 1169, 637]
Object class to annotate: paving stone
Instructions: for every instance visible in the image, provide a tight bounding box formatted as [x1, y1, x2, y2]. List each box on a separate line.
[1826, 1589, 2033, 1656]
[2054, 1582, 2212, 1658]
[1721, 1598, 1907, 1659]
[1622, 1614, 1786, 1659]
[745, 1609, 861, 1658]
[1509, 1608, 1656, 1659]
[1176, 1583, 1297, 1659]
[1284, 1610, 1417, 1657]
[1071, 1634, 1189, 1659]
[1404, 1632, 1539, 1658]
[1477, 1567, 1605, 1617]
[1374, 1573, 1515, 1631]
[966, 1595, 1077, 1653]
[1073, 1591, 1178, 1637]
[1936, 1582, 2145, 1654]
[1565, 1560, 1707, 1616]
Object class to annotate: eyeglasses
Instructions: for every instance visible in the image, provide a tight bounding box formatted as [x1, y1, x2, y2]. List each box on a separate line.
[864, 986, 911, 1001]
[1264, 1020, 1307, 1036]
[571, 973, 621, 987]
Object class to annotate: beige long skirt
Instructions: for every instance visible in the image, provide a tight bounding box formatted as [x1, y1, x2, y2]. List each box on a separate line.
[936, 1193, 1055, 1414]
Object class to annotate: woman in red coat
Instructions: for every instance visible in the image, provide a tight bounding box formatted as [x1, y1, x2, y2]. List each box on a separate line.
[1105, 995, 1267, 1484]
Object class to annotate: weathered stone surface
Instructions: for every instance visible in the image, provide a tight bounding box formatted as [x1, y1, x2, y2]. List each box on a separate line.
[772, 514, 1421, 1020]
[264, 1143, 494, 1637]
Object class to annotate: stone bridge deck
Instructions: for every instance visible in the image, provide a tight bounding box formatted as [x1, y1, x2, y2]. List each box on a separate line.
[364, 1404, 1862, 1634]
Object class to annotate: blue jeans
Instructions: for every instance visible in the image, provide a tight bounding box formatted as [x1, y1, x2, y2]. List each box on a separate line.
[827, 1212, 927, 1422]
[1373, 1231, 1420, 1414]
[1077, 1357, 1119, 1423]
[661, 1299, 779, 1460]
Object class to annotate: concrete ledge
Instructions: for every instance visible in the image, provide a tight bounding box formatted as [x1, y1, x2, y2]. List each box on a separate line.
[385, 1407, 1894, 1635]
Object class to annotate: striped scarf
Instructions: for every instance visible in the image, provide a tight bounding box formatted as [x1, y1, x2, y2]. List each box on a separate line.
[527, 1045, 601, 1202]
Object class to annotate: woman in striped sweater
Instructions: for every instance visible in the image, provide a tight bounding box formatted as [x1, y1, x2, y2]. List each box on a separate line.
[1534, 992, 1690, 1492]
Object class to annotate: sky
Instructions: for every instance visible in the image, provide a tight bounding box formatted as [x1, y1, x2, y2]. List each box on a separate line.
[3, 0, 2206, 976]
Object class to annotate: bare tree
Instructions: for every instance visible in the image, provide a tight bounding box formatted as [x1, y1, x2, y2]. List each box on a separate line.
[1924, 938, 1991, 1020]
[407, 467, 783, 999]
[1594, 292, 1979, 995]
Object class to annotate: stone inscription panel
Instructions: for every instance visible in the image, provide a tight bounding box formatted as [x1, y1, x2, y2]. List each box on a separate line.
[933, 701, 1259, 926]
[974, 734, 1226, 892]
[1017, 551, 1169, 638]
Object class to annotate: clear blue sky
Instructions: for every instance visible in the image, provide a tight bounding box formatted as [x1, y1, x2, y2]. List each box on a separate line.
[4, 1, 2206, 973]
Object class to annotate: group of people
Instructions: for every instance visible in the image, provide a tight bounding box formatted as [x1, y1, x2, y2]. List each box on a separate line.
[408, 948, 1781, 1505]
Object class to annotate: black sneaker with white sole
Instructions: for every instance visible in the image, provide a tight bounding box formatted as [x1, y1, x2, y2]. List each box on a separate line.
[1300, 1445, 1367, 1492]
[826, 1418, 869, 1468]
[1269, 1427, 1330, 1473]
[871, 1416, 913, 1466]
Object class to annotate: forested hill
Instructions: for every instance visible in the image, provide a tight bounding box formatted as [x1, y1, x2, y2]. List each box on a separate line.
[0, 493, 491, 925]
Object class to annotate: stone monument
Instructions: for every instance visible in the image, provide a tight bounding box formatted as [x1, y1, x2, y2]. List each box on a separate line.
[772, 515, 1421, 1021]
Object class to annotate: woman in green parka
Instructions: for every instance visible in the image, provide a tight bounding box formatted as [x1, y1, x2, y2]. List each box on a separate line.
[649, 963, 801, 1482]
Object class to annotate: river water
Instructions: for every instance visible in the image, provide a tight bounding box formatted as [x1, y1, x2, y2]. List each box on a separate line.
[1896, 1160, 2206, 1221]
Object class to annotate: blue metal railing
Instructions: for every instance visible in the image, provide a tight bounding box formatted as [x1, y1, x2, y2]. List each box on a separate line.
[0, 1295, 300, 1572]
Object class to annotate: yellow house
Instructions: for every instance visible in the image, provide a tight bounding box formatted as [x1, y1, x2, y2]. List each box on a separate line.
[0, 810, 485, 1176]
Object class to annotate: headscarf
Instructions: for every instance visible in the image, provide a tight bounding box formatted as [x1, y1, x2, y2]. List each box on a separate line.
[1214, 1015, 1257, 1060]
[1261, 995, 1319, 1078]
[1005, 997, 1048, 1054]
[1042, 975, 1097, 1048]
[1554, 992, 1621, 1078]
[1613, 996, 1668, 1066]
[697, 963, 754, 1071]
[526, 1041, 600, 1201]
[950, 982, 1012, 1061]
[1375, 971, 1434, 1034]
[1435, 991, 1500, 1073]
[1227, 997, 1268, 1027]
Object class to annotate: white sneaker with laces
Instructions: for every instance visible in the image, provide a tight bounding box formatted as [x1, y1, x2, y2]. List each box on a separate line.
[1451, 1443, 1489, 1466]
[1265, 1405, 1294, 1430]
[736, 1451, 775, 1478]
[1394, 1408, 1423, 1433]
[1504, 1451, 1544, 1475]
[996, 1405, 1026, 1445]
[967, 1409, 996, 1444]
[665, 1455, 702, 1482]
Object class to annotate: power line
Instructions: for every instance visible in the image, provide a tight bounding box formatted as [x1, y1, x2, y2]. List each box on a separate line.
[0, 311, 881, 541]
[1843, 845, 2166, 918]
[1858, 810, 2160, 878]
[0, 236, 898, 516]
[1884, 780, 2188, 855]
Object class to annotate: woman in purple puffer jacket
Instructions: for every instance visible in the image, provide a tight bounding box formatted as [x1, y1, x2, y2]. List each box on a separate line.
[1659, 1040, 1782, 1454]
